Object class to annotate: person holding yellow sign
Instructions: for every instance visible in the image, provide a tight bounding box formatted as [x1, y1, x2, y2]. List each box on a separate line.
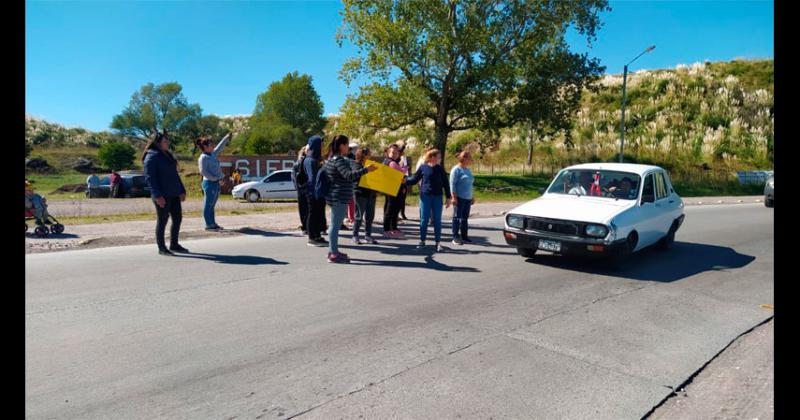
[351, 147, 379, 245]
[405, 149, 451, 252]
[322, 135, 377, 263]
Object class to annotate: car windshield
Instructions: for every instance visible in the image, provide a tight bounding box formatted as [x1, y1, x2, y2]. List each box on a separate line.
[546, 169, 641, 200]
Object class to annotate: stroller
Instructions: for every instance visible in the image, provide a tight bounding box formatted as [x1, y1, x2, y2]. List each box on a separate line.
[25, 184, 65, 237]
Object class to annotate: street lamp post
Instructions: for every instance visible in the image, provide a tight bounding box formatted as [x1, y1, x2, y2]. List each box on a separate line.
[619, 45, 655, 163]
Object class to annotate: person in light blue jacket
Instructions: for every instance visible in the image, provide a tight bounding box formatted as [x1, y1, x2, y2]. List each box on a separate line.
[196, 133, 232, 231]
[449, 151, 475, 245]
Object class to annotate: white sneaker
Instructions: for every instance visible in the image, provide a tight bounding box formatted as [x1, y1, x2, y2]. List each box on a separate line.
[352, 237, 362, 244]
[416, 241, 426, 249]
[436, 242, 444, 252]
[452, 238, 463, 245]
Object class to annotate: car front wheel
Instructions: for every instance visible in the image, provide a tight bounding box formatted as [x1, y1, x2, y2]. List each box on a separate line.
[608, 232, 637, 270]
[247, 190, 260, 203]
[765, 198, 774, 208]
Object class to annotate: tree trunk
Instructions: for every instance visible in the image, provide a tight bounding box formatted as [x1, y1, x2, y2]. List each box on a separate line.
[434, 120, 450, 164]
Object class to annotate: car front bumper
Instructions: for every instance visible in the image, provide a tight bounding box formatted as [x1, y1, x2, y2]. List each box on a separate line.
[503, 229, 628, 257]
[232, 190, 245, 199]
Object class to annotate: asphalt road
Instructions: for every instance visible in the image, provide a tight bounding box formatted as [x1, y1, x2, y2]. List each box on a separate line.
[25, 203, 774, 419]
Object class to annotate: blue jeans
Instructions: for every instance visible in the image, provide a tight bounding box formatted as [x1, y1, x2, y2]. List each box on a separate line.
[328, 202, 348, 254]
[419, 194, 443, 242]
[201, 179, 221, 228]
[452, 196, 472, 239]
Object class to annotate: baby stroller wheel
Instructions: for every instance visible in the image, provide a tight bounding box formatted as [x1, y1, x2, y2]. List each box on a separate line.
[34, 226, 48, 237]
[51, 223, 65, 234]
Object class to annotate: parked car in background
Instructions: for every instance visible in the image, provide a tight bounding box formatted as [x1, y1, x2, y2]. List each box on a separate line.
[764, 176, 774, 207]
[231, 170, 296, 202]
[503, 163, 685, 267]
[86, 171, 151, 198]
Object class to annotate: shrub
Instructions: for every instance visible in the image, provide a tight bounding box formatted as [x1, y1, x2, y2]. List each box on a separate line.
[98, 141, 136, 171]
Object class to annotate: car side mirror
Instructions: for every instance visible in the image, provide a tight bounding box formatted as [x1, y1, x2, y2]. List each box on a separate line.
[538, 188, 545, 195]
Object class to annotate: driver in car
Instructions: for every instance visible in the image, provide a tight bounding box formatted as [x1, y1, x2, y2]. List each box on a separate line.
[609, 178, 633, 199]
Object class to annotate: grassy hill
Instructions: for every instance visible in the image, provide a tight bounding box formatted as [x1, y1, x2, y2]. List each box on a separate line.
[26, 59, 772, 199]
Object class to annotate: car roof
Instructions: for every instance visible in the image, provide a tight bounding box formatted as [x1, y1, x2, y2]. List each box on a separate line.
[561, 163, 664, 176]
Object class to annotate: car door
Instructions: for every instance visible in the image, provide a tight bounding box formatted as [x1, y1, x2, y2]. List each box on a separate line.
[635, 172, 662, 249]
[271, 171, 296, 199]
[260, 174, 279, 199]
[655, 171, 682, 232]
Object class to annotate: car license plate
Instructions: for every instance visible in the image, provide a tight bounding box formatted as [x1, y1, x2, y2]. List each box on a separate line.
[538, 239, 561, 252]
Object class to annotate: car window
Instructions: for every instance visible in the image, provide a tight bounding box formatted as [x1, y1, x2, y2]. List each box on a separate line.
[546, 169, 640, 200]
[269, 172, 292, 183]
[642, 174, 655, 203]
[655, 172, 669, 200]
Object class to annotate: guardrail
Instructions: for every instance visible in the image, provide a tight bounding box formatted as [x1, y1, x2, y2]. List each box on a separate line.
[737, 170, 773, 185]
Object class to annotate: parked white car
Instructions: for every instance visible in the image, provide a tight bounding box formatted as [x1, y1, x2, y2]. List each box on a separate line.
[232, 170, 296, 202]
[503, 163, 685, 266]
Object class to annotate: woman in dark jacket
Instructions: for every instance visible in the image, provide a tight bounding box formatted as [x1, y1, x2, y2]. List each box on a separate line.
[304, 135, 328, 247]
[322, 135, 376, 263]
[143, 131, 188, 255]
[405, 149, 451, 252]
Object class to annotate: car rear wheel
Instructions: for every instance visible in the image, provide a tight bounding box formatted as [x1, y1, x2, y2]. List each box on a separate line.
[765, 198, 774, 208]
[657, 223, 677, 251]
[247, 190, 260, 203]
[517, 247, 537, 259]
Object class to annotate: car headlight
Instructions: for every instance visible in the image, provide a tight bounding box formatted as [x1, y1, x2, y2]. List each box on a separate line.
[585, 224, 608, 238]
[506, 214, 525, 229]
[768, 181, 774, 188]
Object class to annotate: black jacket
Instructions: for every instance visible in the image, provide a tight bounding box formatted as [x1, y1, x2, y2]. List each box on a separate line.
[143, 149, 186, 198]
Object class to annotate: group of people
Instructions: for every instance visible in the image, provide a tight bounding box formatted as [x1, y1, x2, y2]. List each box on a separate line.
[290, 134, 475, 263]
[139, 130, 476, 262]
[86, 170, 123, 198]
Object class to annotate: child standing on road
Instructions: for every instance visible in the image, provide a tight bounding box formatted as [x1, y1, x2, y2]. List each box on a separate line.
[352, 147, 379, 245]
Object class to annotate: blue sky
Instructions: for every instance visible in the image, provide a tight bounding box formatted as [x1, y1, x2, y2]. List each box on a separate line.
[26, 0, 773, 132]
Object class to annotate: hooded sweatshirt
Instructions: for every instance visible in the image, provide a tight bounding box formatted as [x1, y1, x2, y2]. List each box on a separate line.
[303, 135, 324, 196]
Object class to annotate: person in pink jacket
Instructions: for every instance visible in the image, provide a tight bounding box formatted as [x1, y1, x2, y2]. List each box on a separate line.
[382, 144, 407, 238]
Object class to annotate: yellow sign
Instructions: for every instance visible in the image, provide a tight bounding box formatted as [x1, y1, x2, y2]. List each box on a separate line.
[358, 159, 405, 197]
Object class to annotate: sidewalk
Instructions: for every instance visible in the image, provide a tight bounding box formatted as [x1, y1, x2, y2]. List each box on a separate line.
[26, 196, 765, 254]
[648, 318, 773, 419]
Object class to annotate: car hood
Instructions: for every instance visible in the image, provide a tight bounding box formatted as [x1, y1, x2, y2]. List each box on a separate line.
[233, 181, 260, 191]
[508, 194, 635, 224]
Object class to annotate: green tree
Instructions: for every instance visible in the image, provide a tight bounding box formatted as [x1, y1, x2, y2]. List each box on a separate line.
[338, 0, 609, 161]
[111, 82, 202, 147]
[244, 118, 305, 155]
[98, 141, 136, 170]
[252, 72, 326, 137]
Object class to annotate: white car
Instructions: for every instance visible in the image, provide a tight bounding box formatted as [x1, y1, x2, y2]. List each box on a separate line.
[232, 170, 296, 202]
[503, 163, 685, 266]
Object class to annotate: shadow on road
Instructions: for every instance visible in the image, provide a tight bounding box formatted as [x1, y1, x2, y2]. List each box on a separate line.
[235, 227, 298, 238]
[25, 232, 80, 240]
[173, 252, 288, 265]
[348, 255, 480, 272]
[523, 241, 755, 282]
